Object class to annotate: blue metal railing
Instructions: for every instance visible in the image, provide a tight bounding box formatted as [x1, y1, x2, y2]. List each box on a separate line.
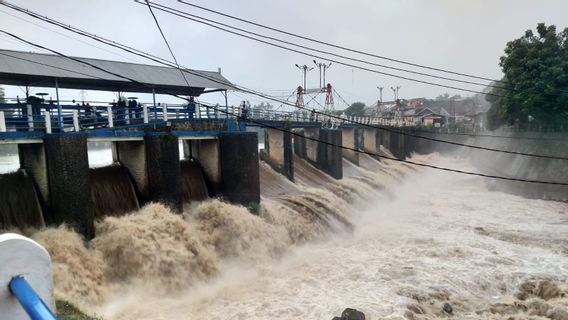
[9, 276, 57, 320]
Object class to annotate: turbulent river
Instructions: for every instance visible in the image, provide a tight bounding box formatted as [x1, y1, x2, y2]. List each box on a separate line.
[2, 148, 567, 319]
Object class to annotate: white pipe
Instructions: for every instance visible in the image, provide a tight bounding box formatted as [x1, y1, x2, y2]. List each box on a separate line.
[162, 103, 168, 121]
[143, 104, 149, 123]
[27, 104, 34, 131]
[44, 111, 51, 134]
[72, 110, 79, 131]
[107, 106, 113, 128]
[0, 111, 5, 132]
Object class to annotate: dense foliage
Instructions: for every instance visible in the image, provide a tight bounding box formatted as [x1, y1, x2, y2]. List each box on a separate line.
[344, 102, 366, 116]
[487, 23, 568, 130]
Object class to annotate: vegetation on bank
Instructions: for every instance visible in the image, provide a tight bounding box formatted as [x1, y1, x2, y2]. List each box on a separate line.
[56, 299, 102, 320]
[487, 23, 568, 130]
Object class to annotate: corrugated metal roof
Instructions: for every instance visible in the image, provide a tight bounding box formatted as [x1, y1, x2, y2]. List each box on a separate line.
[0, 49, 233, 96]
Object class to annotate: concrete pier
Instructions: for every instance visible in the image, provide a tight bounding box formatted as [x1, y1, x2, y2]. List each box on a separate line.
[363, 128, 378, 154]
[316, 129, 343, 179]
[44, 135, 93, 239]
[219, 132, 260, 206]
[341, 127, 359, 165]
[144, 133, 183, 213]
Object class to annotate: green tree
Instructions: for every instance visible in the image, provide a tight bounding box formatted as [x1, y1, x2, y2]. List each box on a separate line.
[487, 23, 568, 128]
[344, 102, 366, 116]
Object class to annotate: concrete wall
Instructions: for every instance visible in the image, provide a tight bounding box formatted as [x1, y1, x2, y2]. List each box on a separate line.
[18, 143, 49, 204]
[44, 134, 94, 239]
[293, 129, 306, 159]
[190, 139, 222, 195]
[414, 130, 568, 201]
[341, 127, 359, 165]
[316, 129, 343, 179]
[303, 127, 319, 163]
[263, 128, 293, 180]
[144, 134, 183, 213]
[112, 141, 148, 197]
[363, 128, 378, 154]
[219, 132, 260, 206]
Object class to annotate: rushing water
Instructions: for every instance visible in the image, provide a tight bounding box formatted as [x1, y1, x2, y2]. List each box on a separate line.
[1, 150, 567, 319]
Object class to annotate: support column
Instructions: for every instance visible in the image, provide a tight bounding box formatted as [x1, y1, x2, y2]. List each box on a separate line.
[44, 134, 93, 239]
[219, 132, 260, 207]
[389, 130, 406, 160]
[303, 127, 319, 163]
[262, 128, 293, 181]
[144, 133, 183, 213]
[363, 127, 379, 154]
[341, 127, 359, 165]
[317, 129, 343, 179]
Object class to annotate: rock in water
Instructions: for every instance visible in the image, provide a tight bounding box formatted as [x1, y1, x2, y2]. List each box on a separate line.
[340, 308, 366, 320]
[443, 302, 453, 314]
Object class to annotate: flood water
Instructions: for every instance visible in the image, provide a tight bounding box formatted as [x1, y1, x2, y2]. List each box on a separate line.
[1, 150, 567, 319]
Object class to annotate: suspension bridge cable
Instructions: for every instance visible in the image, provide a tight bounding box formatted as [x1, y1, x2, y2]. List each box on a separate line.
[2, 29, 567, 186]
[2, 9, 566, 157]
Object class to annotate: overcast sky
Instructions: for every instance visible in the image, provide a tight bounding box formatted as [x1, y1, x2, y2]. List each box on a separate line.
[1, 0, 567, 109]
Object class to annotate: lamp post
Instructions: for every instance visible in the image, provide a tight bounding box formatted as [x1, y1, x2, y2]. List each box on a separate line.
[295, 64, 314, 92]
[313, 60, 332, 90]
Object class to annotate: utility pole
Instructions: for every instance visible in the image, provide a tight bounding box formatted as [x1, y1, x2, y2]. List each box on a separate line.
[313, 60, 332, 90]
[377, 86, 384, 116]
[295, 64, 314, 92]
[377, 86, 383, 103]
[390, 86, 401, 100]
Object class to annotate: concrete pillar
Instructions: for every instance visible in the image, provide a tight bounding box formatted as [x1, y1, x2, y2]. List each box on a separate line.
[389, 130, 406, 160]
[303, 127, 319, 163]
[341, 127, 359, 165]
[379, 127, 391, 153]
[363, 128, 378, 154]
[144, 133, 183, 213]
[44, 134, 94, 239]
[219, 132, 260, 206]
[112, 141, 148, 197]
[317, 129, 343, 179]
[263, 128, 293, 181]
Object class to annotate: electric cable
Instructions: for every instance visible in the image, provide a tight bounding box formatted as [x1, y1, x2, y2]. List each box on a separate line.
[1, 9, 566, 158]
[1, 29, 568, 186]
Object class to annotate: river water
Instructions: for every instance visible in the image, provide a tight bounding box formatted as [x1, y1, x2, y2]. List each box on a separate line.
[2, 150, 567, 319]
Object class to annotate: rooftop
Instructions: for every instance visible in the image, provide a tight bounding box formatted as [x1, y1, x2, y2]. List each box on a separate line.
[0, 49, 233, 96]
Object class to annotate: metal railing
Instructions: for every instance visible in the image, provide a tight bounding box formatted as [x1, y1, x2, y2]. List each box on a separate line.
[0, 101, 424, 135]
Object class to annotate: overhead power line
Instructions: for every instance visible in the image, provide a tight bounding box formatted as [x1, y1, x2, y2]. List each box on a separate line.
[1, 4, 566, 159]
[176, 0, 503, 84]
[140, 0, 506, 91]
[2, 28, 567, 186]
[144, 0, 192, 89]
[136, 1, 502, 97]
